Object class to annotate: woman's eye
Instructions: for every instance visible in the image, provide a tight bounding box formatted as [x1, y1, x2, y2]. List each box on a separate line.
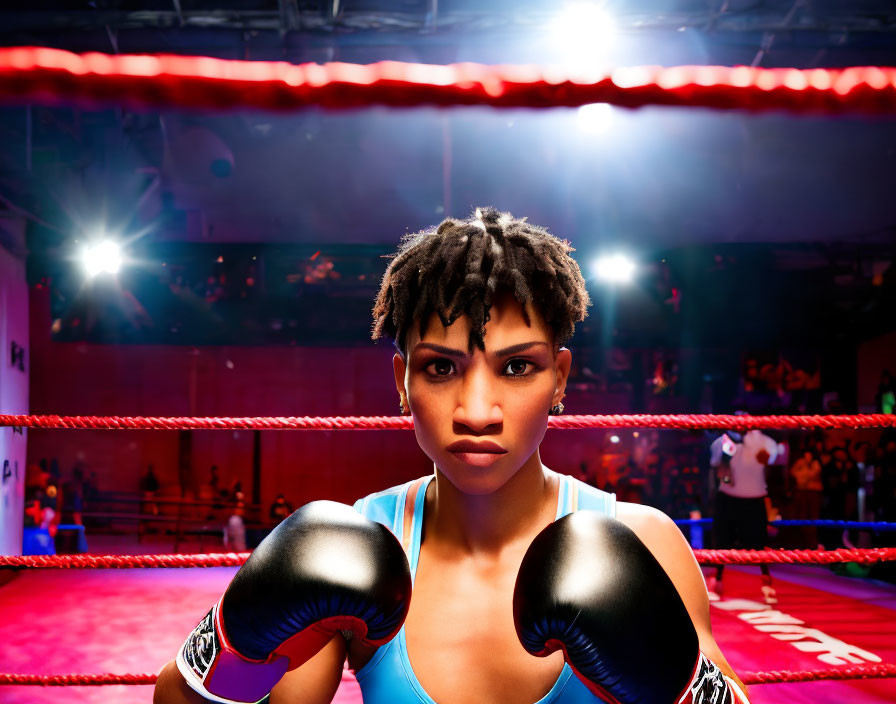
[427, 359, 455, 376]
[504, 359, 533, 376]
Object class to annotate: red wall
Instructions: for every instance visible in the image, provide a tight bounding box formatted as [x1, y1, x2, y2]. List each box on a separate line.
[28, 287, 623, 509]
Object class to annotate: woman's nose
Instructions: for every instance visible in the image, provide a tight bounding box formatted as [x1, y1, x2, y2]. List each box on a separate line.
[452, 368, 502, 432]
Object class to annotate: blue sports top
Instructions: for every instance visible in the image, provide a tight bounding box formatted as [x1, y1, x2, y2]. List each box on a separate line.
[351, 473, 615, 704]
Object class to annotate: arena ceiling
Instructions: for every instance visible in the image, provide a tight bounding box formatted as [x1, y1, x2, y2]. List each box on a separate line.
[0, 1, 895, 253]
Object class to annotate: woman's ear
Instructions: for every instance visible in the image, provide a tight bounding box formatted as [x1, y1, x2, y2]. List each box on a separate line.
[552, 347, 572, 407]
[393, 352, 408, 405]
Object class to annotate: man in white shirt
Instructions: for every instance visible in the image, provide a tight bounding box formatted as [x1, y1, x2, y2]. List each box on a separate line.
[223, 502, 247, 552]
[707, 429, 782, 605]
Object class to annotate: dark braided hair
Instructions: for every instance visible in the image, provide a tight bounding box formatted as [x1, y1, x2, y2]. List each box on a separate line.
[372, 207, 591, 356]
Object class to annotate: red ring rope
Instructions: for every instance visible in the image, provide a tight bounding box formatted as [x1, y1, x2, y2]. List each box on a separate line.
[741, 664, 896, 685]
[3, 548, 894, 569]
[0, 553, 248, 568]
[0, 48, 894, 113]
[693, 548, 896, 566]
[0, 673, 157, 686]
[2, 664, 894, 686]
[2, 413, 895, 431]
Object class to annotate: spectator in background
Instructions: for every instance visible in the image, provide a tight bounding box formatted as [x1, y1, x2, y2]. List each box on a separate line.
[789, 450, 823, 548]
[60, 464, 85, 525]
[40, 484, 59, 536]
[24, 459, 57, 534]
[223, 501, 247, 552]
[140, 464, 160, 494]
[269, 493, 293, 525]
[708, 429, 781, 605]
[208, 465, 220, 495]
[138, 464, 160, 540]
[207, 464, 226, 513]
[852, 441, 875, 535]
[812, 436, 831, 469]
[228, 478, 244, 503]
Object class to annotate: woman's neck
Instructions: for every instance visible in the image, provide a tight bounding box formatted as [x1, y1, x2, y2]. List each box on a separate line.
[424, 453, 559, 558]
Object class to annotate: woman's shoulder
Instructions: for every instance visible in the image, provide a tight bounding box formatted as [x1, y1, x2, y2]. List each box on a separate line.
[613, 502, 707, 600]
[351, 476, 429, 529]
[614, 501, 679, 545]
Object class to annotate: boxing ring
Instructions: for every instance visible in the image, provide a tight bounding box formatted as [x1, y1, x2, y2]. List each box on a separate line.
[2, 48, 896, 703]
[3, 412, 896, 702]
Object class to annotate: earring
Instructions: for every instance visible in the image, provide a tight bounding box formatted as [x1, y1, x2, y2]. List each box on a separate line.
[399, 397, 409, 415]
[549, 402, 565, 416]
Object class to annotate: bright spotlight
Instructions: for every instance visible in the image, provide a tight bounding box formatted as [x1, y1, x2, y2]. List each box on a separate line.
[609, 435, 621, 444]
[577, 103, 614, 134]
[594, 254, 636, 284]
[81, 239, 122, 278]
[551, 3, 617, 57]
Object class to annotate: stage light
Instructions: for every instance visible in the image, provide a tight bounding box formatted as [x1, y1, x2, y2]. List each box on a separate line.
[610, 435, 621, 444]
[577, 103, 614, 134]
[81, 239, 122, 278]
[551, 3, 617, 52]
[593, 254, 636, 284]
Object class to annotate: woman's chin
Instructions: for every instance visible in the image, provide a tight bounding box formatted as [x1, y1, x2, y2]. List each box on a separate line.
[438, 461, 517, 496]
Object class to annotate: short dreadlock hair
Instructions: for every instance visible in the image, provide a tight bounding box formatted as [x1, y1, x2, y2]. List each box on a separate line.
[372, 207, 591, 356]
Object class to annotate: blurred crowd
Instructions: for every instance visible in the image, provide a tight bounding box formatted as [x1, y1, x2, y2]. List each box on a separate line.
[573, 429, 896, 551]
[24, 458, 99, 536]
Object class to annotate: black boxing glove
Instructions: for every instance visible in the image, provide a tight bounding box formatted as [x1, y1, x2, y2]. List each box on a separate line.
[176, 501, 411, 703]
[514, 512, 748, 704]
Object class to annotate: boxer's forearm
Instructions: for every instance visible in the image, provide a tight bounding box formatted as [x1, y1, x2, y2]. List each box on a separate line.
[153, 660, 209, 704]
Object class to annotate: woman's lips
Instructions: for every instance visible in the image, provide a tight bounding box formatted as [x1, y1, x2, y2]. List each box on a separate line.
[446, 440, 507, 467]
[449, 451, 506, 467]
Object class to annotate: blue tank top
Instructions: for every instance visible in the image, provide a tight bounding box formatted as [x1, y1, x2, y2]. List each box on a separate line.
[351, 473, 615, 704]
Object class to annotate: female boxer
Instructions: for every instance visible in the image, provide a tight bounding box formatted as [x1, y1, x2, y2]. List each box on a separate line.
[155, 208, 747, 704]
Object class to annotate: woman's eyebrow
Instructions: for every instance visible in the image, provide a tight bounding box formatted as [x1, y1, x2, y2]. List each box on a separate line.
[413, 341, 548, 358]
[493, 341, 549, 357]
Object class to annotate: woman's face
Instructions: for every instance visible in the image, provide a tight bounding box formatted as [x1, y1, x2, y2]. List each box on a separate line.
[394, 291, 571, 496]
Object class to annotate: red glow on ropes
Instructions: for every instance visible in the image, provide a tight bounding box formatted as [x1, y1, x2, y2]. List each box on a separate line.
[0, 553, 249, 569]
[2, 413, 895, 432]
[0, 48, 895, 113]
[2, 548, 894, 569]
[2, 665, 894, 687]
[0, 673, 158, 686]
[742, 664, 896, 685]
